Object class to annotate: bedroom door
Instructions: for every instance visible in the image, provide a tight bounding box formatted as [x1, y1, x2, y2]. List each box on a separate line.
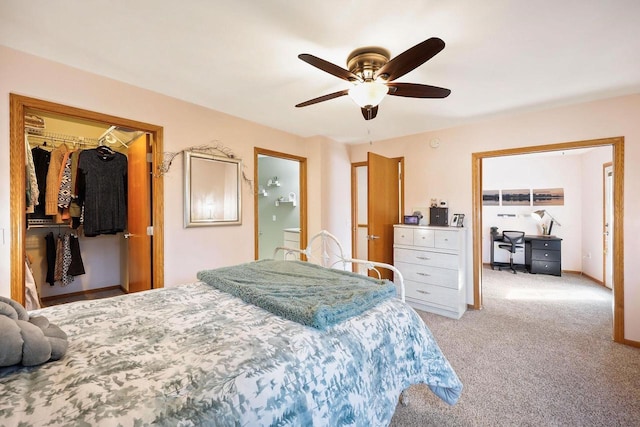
[126, 133, 152, 292]
[367, 152, 403, 280]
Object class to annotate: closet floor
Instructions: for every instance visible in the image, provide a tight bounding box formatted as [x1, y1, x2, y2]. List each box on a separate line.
[41, 287, 126, 307]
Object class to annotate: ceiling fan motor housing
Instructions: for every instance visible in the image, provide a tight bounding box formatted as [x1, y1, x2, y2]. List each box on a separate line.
[347, 47, 390, 81]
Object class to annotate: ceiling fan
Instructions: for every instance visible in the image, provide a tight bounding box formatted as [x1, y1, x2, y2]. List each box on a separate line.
[295, 37, 451, 120]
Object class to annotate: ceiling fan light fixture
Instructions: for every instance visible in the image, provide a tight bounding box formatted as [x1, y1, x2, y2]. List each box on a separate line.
[348, 81, 389, 108]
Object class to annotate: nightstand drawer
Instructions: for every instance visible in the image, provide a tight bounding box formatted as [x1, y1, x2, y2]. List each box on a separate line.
[405, 280, 459, 307]
[530, 249, 561, 262]
[394, 261, 459, 289]
[394, 248, 458, 269]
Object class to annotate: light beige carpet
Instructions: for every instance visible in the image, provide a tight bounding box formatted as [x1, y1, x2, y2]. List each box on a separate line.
[390, 267, 640, 426]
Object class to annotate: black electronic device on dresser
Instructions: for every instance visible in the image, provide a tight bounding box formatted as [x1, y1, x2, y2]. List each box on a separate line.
[429, 207, 448, 226]
[525, 236, 562, 276]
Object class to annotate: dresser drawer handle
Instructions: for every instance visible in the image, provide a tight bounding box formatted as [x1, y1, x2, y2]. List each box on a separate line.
[416, 290, 431, 295]
[544, 253, 549, 257]
[417, 272, 431, 277]
[416, 256, 431, 260]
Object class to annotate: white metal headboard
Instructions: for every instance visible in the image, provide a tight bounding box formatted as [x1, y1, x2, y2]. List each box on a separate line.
[273, 230, 405, 302]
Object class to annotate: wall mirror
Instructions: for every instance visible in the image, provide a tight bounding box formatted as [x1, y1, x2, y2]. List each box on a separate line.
[184, 151, 242, 227]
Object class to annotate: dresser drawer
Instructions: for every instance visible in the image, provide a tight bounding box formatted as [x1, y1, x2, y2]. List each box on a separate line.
[394, 248, 459, 269]
[434, 230, 459, 250]
[405, 280, 459, 308]
[530, 239, 561, 251]
[395, 261, 460, 290]
[413, 228, 435, 247]
[394, 227, 413, 245]
[530, 260, 561, 276]
[530, 249, 561, 262]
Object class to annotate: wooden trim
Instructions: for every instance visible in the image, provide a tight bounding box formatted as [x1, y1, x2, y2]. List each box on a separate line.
[40, 285, 125, 303]
[9, 95, 26, 305]
[621, 339, 640, 348]
[471, 137, 625, 344]
[254, 147, 307, 259]
[471, 153, 483, 309]
[612, 139, 624, 343]
[602, 161, 613, 289]
[9, 94, 165, 305]
[579, 271, 605, 287]
[351, 161, 367, 272]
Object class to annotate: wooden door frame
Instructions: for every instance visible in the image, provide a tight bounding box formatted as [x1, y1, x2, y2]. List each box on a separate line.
[9, 94, 165, 305]
[602, 162, 613, 289]
[350, 161, 367, 269]
[253, 147, 307, 259]
[471, 136, 625, 343]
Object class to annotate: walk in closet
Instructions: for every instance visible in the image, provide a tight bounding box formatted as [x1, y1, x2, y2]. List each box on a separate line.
[23, 110, 145, 307]
[10, 94, 165, 309]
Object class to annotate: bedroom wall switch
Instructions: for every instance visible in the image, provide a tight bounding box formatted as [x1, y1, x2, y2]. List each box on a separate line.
[272, 215, 277, 221]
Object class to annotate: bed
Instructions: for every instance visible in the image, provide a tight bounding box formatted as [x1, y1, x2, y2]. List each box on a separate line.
[0, 230, 462, 426]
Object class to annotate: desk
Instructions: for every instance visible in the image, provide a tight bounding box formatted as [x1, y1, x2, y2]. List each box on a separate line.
[490, 231, 562, 276]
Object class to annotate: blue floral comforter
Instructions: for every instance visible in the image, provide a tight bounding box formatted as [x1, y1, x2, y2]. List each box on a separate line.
[0, 282, 462, 426]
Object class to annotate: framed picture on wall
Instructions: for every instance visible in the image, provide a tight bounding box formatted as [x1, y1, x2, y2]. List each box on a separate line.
[451, 213, 465, 227]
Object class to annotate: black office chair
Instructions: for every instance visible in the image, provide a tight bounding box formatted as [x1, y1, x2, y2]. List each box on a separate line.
[497, 231, 525, 274]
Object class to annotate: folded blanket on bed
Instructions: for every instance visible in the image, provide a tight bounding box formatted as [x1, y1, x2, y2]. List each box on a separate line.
[197, 260, 397, 329]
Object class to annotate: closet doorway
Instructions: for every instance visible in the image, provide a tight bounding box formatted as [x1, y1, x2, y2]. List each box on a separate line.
[9, 94, 165, 306]
[254, 148, 307, 260]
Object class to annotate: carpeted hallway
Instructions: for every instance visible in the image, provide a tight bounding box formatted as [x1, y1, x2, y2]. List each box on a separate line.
[390, 267, 640, 426]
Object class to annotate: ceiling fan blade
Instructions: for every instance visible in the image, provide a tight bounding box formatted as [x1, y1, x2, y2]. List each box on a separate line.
[361, 106, 378, 120]
[295, 89, 349, 108]
[298, 54, 362, 82]
[374, 38, 445, 82]
[386, 82, 451, 98]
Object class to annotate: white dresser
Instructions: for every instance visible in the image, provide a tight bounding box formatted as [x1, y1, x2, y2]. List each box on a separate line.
[393, 225, 467, 319]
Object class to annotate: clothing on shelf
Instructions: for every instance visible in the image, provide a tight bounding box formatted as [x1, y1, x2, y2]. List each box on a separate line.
[77, 148, 128, 237]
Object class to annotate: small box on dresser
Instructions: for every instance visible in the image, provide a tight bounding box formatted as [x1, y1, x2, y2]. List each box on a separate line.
[393, 224, 468, 319]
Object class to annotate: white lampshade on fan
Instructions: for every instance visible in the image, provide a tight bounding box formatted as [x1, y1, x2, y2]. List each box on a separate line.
[348, 81, 389, 108]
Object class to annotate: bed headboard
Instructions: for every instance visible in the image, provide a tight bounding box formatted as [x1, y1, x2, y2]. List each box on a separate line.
[273, 230, 405, 301]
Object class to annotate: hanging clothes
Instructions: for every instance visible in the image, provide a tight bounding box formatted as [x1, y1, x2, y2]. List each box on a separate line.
[44, 232, 57, 286]
[45, 231, 85, 287]
[77, 148, 128, 237]
[25, 256, 41, 311]
[30, 145, 51, 219]
[69, 150, 83, 228]
[60, 233, 73, 287]
[67, 234, 86, 277]
[45, 143, 69, 222]
[25, 134, 40, 214]
[57, 150, 74, 220]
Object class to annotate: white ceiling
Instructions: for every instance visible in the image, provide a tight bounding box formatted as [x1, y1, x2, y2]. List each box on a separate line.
[2, 0, 640, 144]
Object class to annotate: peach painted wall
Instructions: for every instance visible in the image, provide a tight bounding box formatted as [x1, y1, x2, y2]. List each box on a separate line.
[0, 45, 345, 294]
[349, 94, 640, 342]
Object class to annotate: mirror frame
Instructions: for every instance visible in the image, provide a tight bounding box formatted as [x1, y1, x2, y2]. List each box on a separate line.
[184, 151, 242, 227]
